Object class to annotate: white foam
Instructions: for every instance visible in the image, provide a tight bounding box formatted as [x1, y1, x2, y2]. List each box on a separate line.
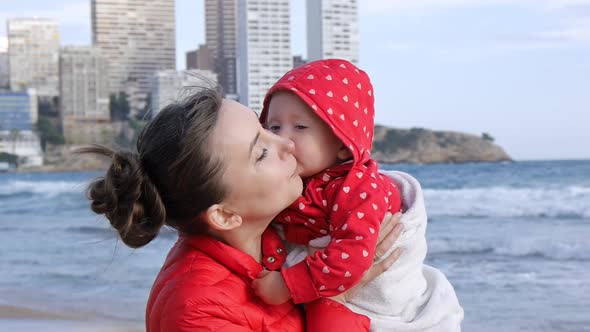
[429, 236, 590, 260]
[424, 186, 590, 219]
[0, 180, 86, 198]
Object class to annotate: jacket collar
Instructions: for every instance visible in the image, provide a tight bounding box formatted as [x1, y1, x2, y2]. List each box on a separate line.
[181, 227, 287, 281]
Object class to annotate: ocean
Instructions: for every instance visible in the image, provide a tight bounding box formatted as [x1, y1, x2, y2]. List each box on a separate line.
[1, 160, 589, 331]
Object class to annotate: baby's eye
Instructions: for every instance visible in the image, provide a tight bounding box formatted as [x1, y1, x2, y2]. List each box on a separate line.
[295, 125, 307, 130]
[268, 124, 281, 133]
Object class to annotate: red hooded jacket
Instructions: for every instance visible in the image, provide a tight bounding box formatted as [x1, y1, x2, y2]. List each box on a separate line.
[260, 59, 402, 304]
[145, 227, 370, 331]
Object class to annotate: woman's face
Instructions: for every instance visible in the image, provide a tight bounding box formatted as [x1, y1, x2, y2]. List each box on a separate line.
[210, 99, 303, 222]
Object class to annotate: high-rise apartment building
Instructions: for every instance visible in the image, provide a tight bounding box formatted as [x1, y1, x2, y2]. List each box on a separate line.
[151, 69, 217, 117]
[186, 44, 214, 71]
[0, 37, 8, 89]
[205, 0, 238, 96]
[7, 18, 60, 96]
[59, 46, 111, 144]
[307, 0, 359, 64]
[91, 0, 176, 113]
[237, 0, 291, 112]
[59, 46, 110, 120]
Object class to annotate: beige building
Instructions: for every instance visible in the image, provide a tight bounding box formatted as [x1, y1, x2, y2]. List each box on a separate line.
[307, 0, 359, 64]
[7, 18, 60, 96]
[151, 69, 218, 117]
[91, 0, 176, 113]
[59, 46, 110, 144]
[237, 0, 292, 112]
[0, 37, 8, 89]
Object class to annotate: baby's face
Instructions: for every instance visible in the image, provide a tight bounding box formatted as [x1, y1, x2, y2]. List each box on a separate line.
[266, 92, 344, 178]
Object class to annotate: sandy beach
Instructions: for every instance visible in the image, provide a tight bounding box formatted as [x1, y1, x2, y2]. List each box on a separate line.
[0, 305, 143, 332]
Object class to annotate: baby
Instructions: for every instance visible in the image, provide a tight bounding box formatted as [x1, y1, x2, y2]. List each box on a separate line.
[255, 59, 464, 331]
[255, 58, 402, 304]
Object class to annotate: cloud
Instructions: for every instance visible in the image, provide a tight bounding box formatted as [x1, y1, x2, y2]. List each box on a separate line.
[0, 1, 89, 35]
[361, 0, 590, 16]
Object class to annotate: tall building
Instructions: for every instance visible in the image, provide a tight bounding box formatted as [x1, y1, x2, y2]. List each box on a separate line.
[59, 46, 111, 144]
[0, 37, 8, 89]
[307, 0, 359, 64]
[7, 18, 60, 96]
[237, 0, 292, 112]
[91, 0, 176, 113]
[205, 0, 238, 96]
[59, 46, 110, 120]
[293, 55, 307, 69]
[186, 44, 214, 71]
[151, 69, 218, 117]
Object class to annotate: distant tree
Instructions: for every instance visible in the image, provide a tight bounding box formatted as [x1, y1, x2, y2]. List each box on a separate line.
[110, 92, 131, 121]
[36, 116, 65, 150]
[482, 132, 495, 142]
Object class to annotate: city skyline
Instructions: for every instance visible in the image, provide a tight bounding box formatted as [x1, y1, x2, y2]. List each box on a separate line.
[0, 0, 589, 160]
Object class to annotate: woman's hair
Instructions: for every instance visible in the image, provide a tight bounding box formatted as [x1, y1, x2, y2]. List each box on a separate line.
[79, 87, 226, 248]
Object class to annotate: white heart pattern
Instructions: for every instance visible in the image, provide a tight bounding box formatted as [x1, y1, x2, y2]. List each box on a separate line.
[353, 120, 358, 127]
[354, 101, 359, 109]
[357, 83, 362, 90]
[342, 78, 348, 84]
[311, 104, 318, 110]
[342, 223, 348, 231]
[319, 285, 326, 290]
[355, 236, 363, 240]
[363, 250, 369, 257]
[359, 192, 367, 199]
[368, 90, 372, 96]
[332, 204, 339, 212]
[299, 203, 305, 210]
[327, 108, 334, 114]
[322, 199, 327, 206]
[340, 63, 347, 69]
[327, 91, 333, 97]
[369, 227, 375, 234]
[372, 203, 378, 210]
[323, 174, 330, 182]
[343, 186, 350, 193]
[343, 95, 349, 102]
[322, 266, 330, 274]
[341, 252, 349, 259]
[288, 76, 294, 81]
[339, 114, 345, 121]
[345, 271, 352, 278]
[309, 89, 316, 94]
[357, 212, 365, 219]
[371, 183, 377, 189]
[338, 285, 346, 291]
[325, 75, 332, 81]
[307, 74, 314, 80]
[356, 172, 363, 179]
[308, 218, 316, 224]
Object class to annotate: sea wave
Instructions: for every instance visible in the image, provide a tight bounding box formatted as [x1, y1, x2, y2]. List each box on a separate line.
[429, 236, 590, 261]
[424, 186, 590, 219]
[0, 180, 87, 198]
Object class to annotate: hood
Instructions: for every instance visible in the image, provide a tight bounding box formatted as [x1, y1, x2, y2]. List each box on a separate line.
[260, 58, 375, 165]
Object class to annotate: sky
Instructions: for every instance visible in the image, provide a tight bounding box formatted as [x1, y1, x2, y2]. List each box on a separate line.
[1, 0, 589, 160]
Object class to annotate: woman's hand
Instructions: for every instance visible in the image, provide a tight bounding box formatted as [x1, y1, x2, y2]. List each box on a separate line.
[331, 212, 404, 304]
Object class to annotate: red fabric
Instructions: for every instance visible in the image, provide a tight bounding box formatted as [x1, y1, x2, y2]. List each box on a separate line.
[146, 228, 369, 331]
[260, 59, 403, 303]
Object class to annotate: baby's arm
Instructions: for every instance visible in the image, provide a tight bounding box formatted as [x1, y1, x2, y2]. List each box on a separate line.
[280, 185, 387, 304]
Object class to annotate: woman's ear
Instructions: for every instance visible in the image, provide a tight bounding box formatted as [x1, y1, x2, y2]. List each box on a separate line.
[203, 204, 243, 231]
[337, 144, 353, 161]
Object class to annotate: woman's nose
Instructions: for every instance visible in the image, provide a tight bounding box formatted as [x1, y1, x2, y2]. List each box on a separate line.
[279, 136, 295, 156]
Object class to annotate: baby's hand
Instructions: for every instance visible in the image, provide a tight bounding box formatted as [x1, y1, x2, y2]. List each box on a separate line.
[252, 270, 291, 305]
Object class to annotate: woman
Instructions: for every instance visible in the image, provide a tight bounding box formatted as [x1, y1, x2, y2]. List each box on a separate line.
[81, 88, 403, 331]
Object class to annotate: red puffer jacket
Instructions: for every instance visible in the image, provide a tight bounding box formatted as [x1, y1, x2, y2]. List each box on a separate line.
[146, 228, 370, 331]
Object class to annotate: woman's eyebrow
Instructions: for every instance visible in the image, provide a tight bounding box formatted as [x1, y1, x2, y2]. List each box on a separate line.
[249, 132, 260, 158]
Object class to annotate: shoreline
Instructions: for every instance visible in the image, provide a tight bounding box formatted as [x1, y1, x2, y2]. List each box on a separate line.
[0, 304, 143, 332]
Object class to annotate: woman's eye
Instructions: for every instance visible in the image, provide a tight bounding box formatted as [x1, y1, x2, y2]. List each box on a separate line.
[268, 125, 281, 132]
[295, 125, 307, 130]
[257, 148, 268, 162]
